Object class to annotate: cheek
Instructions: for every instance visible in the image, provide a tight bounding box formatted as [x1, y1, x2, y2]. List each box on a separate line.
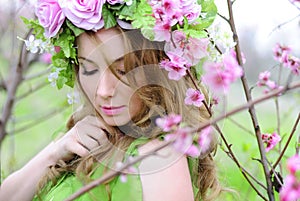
[128, 93, 144, 117]
[79, 74, 98, 102]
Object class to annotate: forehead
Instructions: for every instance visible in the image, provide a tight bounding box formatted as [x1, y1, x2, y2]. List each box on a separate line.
[77, 28, 126, 64]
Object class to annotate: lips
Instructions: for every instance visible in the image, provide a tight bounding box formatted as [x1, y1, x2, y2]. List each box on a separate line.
[100, 105, 125, 116]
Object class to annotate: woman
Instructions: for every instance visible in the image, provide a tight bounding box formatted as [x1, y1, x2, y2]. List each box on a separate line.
[0, 0, 222, 200]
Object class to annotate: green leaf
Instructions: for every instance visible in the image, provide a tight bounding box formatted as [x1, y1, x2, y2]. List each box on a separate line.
[21, 16, 45, 39]
[131, 0, 155, 29]
[53, 27, 76, 58]
[56, 75, 67, 89]
[66, 20, 85, 37]
[102, 5, 117, 28]
[118, 0, 137, 20]
[183, 29, 207, 39]
[199, 0, 218, 28]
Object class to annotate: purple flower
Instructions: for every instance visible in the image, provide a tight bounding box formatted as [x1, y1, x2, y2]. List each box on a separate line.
[184, 88, 204, 107]
[58, 0, 105, 30]
[35, 0, 66, 38]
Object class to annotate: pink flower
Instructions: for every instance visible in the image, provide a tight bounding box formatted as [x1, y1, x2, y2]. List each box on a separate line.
[287, 155, 300, 175]
[181, 0, 201, 23]
[58, 0, 105, 30]
[223, 49, 243, 82]
[261, 132, 281, 152]
[273, 43, 292, 63]
[35, 0, 65, 38]
[165, 30, 209, 65]
[280, 174, 300, 201]
[201, 62, 232, 93]
[166, 127, 200, 157]
[160, 51, 189, 80]
[287, 56, 300, 76]
[184, 88, 204, 107]
[257, 71, 271, 86]
[198, 126, 213, 155]
[41, 53, 52, 64]
[153, 20, 172, 42]
[156, 113, 182, 132]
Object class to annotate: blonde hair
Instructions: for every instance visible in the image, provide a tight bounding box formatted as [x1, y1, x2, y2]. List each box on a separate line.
[38, 27, 222, 201]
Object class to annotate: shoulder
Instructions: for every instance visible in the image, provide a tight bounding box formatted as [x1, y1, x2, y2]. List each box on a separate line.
[137, 139, 194, 201]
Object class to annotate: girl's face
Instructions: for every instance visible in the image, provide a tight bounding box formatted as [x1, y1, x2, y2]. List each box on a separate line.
[77, 28, 143, 127]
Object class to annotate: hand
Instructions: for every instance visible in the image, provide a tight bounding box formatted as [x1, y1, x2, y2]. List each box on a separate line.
[48, 115, 108, 163]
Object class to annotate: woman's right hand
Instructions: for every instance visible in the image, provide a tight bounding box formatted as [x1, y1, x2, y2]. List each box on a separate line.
[48, 115, 109, 163]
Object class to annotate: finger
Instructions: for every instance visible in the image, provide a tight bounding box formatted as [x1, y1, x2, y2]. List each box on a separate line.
[67, 142, 90, 158]
[76, 132, 100, 151]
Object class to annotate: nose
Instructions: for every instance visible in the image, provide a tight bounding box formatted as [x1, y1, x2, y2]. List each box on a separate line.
[96, 68, 117, 99]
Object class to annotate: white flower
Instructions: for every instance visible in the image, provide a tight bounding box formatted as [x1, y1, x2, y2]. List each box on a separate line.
[18, 35, 55, 54]
[48, 68, 62, 87]
[67, 91, 80, 105]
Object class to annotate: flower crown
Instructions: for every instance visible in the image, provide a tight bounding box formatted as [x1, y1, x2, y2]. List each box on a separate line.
[22, 0, 217, 89]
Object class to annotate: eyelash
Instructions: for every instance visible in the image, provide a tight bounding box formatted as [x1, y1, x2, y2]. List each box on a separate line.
[80, 63, 99, 76]
[116, 69, 126, 76]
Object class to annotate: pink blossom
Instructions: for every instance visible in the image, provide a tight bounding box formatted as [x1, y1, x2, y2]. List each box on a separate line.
[58, 0, 105, 30]
[156, 113, 182, 132]
[35, 0, 65, 38]
[166, 127, 200, 157]
[280, 174, 300, 201]
[261, 132, 281, 152]
[184, 88, 204, 107]
[201, 62, 232, 93]
[287, 56, 300, 76]
[159, 51, 190, 80]
[273, 43, 292, 63]
[181, 0, 201, 23]
[287, 155, 300, 175]
[41, 53, 52, 64]
[198, 126, 213, 155]
[153, 20, 172, 42]
[257, 71, 271, 86]
[201, 50, 243, 94]
[223, 49, 244, 82]
[165, 30, 209, 65]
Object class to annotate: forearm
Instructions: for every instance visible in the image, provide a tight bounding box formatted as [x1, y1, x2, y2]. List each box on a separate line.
[0, 142, 57, 201]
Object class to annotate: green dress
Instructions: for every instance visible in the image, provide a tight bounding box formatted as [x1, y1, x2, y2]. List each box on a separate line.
[33, 138, 199, 201]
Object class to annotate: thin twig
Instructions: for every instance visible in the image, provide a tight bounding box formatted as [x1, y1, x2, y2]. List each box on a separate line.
[214, 125, 268, 199]
[226, 0, 274, 199]
[272, 112, 300, 172]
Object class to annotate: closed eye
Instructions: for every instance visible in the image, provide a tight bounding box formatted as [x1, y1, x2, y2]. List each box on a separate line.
[80, 63, 99, 76]
[116, 69, 126, 76]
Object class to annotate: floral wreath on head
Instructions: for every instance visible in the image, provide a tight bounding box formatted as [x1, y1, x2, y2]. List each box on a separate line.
[21, 0, 218, 89]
